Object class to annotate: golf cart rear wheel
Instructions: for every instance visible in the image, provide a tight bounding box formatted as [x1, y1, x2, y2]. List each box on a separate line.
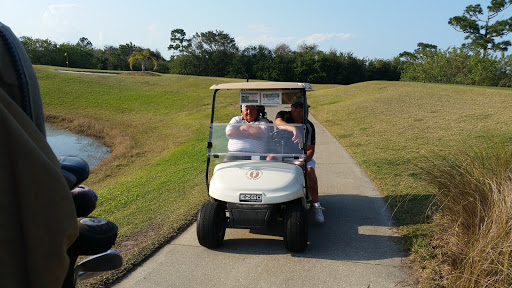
[283, 201, 308, 252]
[197, 201, 227, 248]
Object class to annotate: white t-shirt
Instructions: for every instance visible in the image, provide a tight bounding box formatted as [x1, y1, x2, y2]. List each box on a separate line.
[226, 116, 269, 153]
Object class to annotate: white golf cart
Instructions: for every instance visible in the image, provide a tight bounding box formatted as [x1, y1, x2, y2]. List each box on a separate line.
[197, 82, 313, 252]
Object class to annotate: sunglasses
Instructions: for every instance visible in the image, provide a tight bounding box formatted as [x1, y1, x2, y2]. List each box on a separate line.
[292, 103, 304, 108]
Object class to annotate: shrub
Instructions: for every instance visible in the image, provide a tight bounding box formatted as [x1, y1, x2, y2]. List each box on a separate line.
[420, 145, 512, 287]
[400, 47, 511, 87]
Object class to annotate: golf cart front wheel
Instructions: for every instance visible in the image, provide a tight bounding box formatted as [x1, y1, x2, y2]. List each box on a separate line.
[283, 201, 308, 252]
[197, 201, 227, 248]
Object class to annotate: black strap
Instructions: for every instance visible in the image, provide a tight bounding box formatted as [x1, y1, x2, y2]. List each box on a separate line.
[0, 28, 32, 119]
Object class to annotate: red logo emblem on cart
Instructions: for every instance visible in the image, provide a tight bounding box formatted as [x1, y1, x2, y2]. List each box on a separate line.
[246, 169, 262, 180]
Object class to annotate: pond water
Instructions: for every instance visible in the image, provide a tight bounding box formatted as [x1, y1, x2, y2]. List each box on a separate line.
[46, 124, 110, 168]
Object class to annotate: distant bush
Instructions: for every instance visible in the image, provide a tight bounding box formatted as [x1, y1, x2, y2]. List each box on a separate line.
[400, 46, 511, 87]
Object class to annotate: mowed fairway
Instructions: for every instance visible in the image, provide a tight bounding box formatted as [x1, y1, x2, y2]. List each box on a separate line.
[36, 65, 251, 276]
[35, 66, 512, 284]
[308, 81, 512, 244]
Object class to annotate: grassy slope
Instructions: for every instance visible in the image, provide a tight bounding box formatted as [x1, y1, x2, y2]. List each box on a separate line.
[308, 81, 512, 251]
[36, 66, 512, 284]
[36, 66, 243, 282]
[35, 66, 336, 285]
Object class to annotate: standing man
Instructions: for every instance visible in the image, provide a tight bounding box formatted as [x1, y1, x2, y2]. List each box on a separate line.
[275, 97, 324, 223]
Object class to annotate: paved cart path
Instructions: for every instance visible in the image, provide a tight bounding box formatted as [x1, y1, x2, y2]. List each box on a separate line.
[114, 115, 413, 288]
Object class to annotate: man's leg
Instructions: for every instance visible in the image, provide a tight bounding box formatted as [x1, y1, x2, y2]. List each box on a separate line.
[306, 159, 324, 223]
[307, 167, 319, 203]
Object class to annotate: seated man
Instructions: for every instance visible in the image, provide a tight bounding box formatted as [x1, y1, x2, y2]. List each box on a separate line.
[275, 98, 324, 223]
[226, 104, 269, 160]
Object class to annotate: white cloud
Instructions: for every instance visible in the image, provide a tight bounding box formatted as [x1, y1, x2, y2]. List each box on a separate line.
[147, 23, 160, 44]
[298, 33, 353, 45]
[42, 3, 79, 25]
[235, 34, 295, 49]
[146, 23, 167, 52]
[97, 31, 104, 47]
[247, 24, 273, 34]
[41, 3, 80, 40]
[149, 23, 159, 33]
[235, 29, 353, 50]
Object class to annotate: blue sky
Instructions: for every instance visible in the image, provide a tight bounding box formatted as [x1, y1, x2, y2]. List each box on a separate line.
[0, 0, 485, 60]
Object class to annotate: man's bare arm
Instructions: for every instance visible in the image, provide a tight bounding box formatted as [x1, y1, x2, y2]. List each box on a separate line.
[275, 117, 303, 143]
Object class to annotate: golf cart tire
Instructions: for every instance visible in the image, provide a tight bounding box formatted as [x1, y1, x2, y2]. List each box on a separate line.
[197, 201, 227, 248]
[284, 201, 308, 252]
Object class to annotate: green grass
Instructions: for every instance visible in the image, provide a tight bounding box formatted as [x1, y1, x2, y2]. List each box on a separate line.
[35, 65, 249, 285]
[309, 80, 512, 197]
[35, 66, 512, 286]
[308, 81, 512, 286]
[36, 66, 337, 286]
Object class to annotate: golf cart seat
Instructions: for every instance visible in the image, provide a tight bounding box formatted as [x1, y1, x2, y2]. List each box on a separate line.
[256, 105, 272, 123]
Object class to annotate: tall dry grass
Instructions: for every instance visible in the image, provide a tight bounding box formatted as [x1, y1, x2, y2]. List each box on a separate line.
[420, 145, 512, 287]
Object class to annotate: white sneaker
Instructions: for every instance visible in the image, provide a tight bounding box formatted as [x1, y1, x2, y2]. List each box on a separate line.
[313, 205, 325, 223]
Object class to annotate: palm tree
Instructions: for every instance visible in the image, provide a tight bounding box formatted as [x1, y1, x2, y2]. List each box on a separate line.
[128, 49, 157, 72]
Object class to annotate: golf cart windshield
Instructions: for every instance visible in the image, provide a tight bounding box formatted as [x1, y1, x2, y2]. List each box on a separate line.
[206, 82, 313, 188]
[209, 123, 306, 163]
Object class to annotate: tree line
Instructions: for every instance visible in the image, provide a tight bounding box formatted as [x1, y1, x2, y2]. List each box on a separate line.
[19, 1, 512, 87]
[20, 36, 170, 73]
[19, 31, 400, 85]
[165, 29, 400, 84]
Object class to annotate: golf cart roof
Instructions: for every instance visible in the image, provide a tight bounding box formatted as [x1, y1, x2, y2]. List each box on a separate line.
[210, 82, 313, 91]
